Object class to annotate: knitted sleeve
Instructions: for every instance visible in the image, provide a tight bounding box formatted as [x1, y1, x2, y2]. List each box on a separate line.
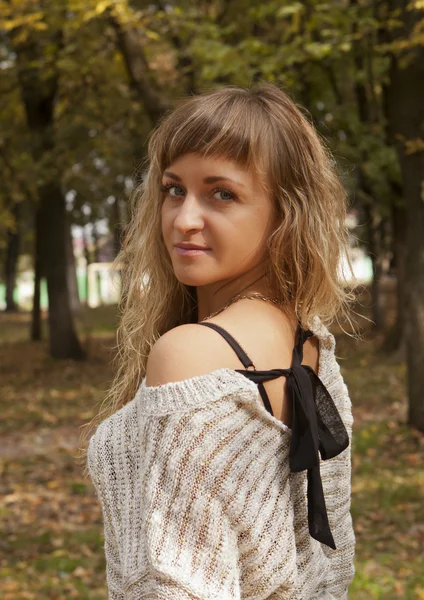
[87, 374, 255, 600]
[319, 342, 356, 599]
[87, 434, 125, 600]
[126, 481, 241, 600]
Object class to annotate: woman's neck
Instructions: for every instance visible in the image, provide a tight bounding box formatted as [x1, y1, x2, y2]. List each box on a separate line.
[196, 263, 277, 322]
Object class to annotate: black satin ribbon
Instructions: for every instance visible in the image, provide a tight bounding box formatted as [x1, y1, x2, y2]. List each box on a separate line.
[236, 328, 349, 550]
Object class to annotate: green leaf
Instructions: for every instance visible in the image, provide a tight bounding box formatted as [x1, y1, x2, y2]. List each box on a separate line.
[305, 42, 332, 59]
[276, 3, 304, 18]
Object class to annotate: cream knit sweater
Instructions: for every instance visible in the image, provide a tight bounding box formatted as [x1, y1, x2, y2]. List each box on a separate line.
[87, 318, 355, 599]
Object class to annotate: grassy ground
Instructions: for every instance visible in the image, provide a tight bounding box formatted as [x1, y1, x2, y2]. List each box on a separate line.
[0, 302, 423, 599]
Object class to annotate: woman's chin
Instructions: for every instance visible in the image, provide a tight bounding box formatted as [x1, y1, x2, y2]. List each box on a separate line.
[174, 275, 209, 286]
[172, 269, 218, 287]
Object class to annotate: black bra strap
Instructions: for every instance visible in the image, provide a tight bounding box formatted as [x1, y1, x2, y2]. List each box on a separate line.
[257, 381, 273, 415]
[198, 322, 276, 413]
[198, 322, 256, 370]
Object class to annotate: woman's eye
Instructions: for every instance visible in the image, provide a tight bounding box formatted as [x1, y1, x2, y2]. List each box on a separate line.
[161, 184, 235, 202]
[162, 184, 185, 197]
[212, 188, 235, 202]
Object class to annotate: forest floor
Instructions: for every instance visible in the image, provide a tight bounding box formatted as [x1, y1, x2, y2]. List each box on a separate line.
[0, 297, 423, 599]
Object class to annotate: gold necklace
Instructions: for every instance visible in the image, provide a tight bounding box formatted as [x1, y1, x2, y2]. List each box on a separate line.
[201, 292, 285, 322]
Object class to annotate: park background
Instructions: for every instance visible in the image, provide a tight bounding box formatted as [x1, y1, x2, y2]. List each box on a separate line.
[0, 0, 423, 598]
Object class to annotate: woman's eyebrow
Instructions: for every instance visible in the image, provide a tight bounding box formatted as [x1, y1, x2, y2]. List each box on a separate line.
[204, 176, 245, 187]
[163, 171, 244, 187]
[163, 171, 181, 181]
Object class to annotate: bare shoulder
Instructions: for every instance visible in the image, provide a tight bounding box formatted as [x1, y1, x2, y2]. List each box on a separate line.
[145, 301, 307, 387]
[145, 323, 240, 387]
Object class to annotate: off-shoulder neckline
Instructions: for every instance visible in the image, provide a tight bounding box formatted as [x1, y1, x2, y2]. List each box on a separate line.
[134, 317, 335, 431]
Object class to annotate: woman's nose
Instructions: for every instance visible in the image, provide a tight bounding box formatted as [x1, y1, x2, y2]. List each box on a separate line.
[173, 195, 204, 233]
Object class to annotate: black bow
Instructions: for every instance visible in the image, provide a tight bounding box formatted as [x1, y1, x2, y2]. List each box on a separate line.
[287, 328, 349, 549]
[236, 328, 349, 549]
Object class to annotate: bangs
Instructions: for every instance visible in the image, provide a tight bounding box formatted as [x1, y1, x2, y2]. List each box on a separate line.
[151, 89, 274, 175]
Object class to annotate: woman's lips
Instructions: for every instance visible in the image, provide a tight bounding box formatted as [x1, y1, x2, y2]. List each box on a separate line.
[174, 246, 211, 256]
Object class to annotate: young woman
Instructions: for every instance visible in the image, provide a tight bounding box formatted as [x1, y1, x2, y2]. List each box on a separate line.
[85, 83, 356, 599]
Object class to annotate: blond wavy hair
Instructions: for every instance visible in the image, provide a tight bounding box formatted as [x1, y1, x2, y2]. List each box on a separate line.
[78, 82, 356, 469]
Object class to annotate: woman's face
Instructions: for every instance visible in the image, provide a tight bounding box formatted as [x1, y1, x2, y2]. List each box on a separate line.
[161, 153, 277, 287]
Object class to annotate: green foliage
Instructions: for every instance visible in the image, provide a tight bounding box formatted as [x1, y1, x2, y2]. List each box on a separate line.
[0, 0, 423, 258]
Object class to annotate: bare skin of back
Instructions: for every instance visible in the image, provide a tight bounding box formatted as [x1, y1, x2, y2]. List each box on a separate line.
[206, 300, 320, 428]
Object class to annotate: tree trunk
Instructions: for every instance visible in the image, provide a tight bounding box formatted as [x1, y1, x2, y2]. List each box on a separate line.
[4, 203, 20, 312]
[110, 16, 169, 124]
[386, 1, 424, 431]
[92, 226, 103, 306]
[111, 198, 123, 293]
[384, 198, 407, 354]
[107, 196, 123, 259]
[31, 207, 42, 341]
[14, 30, 84, 359]
[66, 221, 80, 313]
[361, 194, 387, 331]
[350, 4, 389, 331]
[82, 227, 91, 305]
[366, 206, 386, 331]
[38, 181, 85, 359]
